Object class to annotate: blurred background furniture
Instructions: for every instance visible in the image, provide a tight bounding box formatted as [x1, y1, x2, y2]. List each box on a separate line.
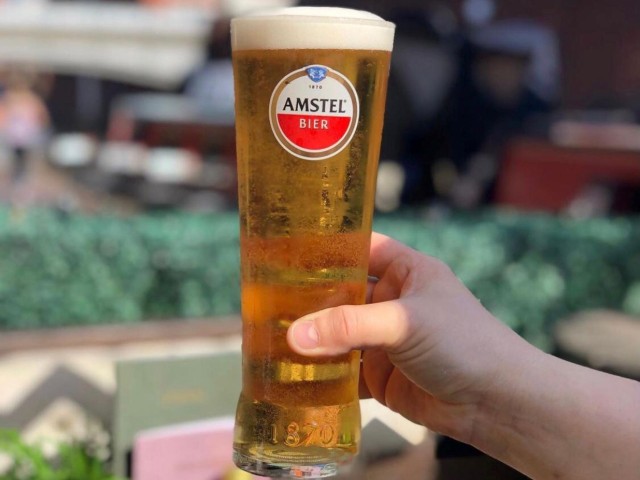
[497, 139, 640, 212]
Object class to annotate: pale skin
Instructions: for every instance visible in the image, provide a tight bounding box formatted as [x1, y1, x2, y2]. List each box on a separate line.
[287, 233, 640, 480]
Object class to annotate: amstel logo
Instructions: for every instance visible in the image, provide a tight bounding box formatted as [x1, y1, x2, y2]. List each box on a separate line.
[269, 65, 359, 160]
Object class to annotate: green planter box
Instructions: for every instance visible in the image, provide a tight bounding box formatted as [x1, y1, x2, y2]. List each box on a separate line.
[1, 208, 639, 350]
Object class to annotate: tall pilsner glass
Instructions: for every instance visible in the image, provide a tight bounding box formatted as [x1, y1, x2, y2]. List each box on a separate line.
[231, 7, 394, 478]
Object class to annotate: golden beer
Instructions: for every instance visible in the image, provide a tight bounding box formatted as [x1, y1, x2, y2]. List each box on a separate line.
[231, 8, 394, 478]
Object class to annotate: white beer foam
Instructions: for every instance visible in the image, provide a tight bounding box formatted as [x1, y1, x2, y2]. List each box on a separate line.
[231, 7, 395, 52]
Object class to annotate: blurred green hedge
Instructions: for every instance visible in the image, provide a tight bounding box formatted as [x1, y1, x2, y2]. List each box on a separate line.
[0, 208, 639, 349]
[377, 212, 640, 349]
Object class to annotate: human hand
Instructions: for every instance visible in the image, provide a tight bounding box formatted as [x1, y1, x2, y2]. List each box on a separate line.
[287, 232, 536, 442]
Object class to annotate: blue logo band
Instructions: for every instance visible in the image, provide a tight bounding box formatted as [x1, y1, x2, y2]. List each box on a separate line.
[306, 66, 327, 83]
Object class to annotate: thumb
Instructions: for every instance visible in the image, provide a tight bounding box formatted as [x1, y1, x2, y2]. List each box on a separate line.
[287, 301, 408, 356]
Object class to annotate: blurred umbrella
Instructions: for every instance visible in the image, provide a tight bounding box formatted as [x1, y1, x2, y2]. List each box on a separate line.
[0, 2, 210, 89]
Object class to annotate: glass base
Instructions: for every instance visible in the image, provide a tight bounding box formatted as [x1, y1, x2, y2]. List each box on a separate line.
[233, 449, 352, 478]
[233, 394, 360, 478]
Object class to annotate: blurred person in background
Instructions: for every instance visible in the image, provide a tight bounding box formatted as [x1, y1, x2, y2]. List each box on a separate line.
[401, 0, 561, 209]
[448, 14, 561, 209]
[183, 15, 235, 123]
[0, 68, 50, 197]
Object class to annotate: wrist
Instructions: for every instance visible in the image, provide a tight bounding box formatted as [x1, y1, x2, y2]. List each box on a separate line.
[465, 335, 549, 455]
[432, 327, 544, 447]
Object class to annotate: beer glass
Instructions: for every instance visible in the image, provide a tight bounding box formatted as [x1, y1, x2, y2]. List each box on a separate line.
[231, 7, 394, 478]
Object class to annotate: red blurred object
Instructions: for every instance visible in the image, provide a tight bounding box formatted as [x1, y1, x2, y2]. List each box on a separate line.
[496, 139, 640, 212]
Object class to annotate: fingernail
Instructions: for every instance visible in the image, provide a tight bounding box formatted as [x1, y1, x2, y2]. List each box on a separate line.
[292, 321, 319, 350]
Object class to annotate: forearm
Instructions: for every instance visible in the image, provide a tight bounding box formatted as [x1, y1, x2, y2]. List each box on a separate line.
[470, 345, 640, 479]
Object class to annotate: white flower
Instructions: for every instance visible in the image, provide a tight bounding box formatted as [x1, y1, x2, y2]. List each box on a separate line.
[0, 452, 15, 476]
[40, 439, 59, 460]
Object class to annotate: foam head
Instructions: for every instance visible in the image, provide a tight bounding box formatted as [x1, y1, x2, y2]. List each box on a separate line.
[231, 7, 395, 52]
